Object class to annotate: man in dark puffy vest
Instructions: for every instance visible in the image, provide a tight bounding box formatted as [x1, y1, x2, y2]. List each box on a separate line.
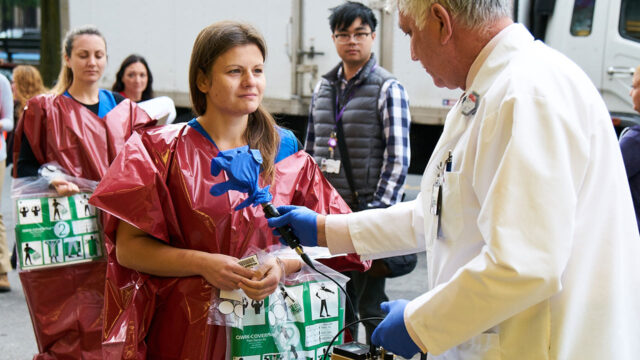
[305, 1, 411, 344]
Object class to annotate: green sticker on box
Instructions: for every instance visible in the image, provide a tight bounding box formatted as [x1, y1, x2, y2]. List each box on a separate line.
[229, 280, 344, 360]
[15, 192, 104, 270]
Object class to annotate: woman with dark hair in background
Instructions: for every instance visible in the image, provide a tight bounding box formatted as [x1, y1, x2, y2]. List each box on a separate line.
[90, 20, 367, 359]
[112, 54, 153, 102]
[12, 25, 155, 359]
[113, 53, 177, 124]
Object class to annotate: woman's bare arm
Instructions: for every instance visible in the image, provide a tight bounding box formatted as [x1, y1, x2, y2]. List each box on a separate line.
[115, 220, 256, 290]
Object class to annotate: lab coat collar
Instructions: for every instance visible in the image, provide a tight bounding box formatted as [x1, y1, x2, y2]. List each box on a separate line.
[465, 24, 534, 92]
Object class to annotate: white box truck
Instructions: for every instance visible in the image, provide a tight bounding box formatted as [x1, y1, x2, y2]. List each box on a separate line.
[62, 0, 460, 123]
[516, 0, 640, 129]
[61, 0, 639, 170]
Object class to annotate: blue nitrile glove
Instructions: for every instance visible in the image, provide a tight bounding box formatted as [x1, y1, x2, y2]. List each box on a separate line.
[210, 146, 273, 210]
[371, 300, 421, 359]
[267, 205, 318, 247]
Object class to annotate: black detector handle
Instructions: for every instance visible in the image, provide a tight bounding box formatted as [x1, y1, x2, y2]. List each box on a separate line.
[263, 203, 301, 249]
[262, 203, 314, 268]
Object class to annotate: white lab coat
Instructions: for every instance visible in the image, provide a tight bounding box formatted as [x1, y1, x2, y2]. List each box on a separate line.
[339, 24, 640, 359]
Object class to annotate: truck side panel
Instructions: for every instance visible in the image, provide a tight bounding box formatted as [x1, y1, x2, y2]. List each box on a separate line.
[67, 0, 294, 108]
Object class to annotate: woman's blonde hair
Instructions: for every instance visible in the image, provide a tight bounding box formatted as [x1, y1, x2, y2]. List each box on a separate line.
[51, 25, 106, 95]
[13, 65, 47, 119]
[189, 21, 279, 180]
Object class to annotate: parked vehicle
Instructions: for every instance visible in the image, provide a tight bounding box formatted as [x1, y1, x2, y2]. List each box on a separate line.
[516, 0, 640, 129]
[0, 28, 40, 64]
[64, 0, 638, 170]
[64, 0, 460, 125]
[0, 28, 40, 39]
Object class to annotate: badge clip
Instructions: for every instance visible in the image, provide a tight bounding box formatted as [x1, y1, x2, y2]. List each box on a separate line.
[461, 91, 480, 116]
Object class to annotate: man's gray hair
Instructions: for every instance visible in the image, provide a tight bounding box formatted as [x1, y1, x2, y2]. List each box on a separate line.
[391, 0, 512, 30]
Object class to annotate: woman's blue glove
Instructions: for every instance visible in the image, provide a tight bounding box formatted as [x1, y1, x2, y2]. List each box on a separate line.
[267, 205, 318, 247]
[371, 300, 421, 359]
[209, 146, 272, 210]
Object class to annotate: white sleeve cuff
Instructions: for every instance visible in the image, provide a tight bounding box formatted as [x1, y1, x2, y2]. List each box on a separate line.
[325, 214, 356, 255]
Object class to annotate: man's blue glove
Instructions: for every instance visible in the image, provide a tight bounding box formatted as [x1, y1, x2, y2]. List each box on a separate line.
[371, 300, 421, 359]
[267, 205, 318, 247]
[209, 146, 273, 210]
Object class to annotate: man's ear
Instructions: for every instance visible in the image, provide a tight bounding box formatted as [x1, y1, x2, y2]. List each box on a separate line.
[196, 69, 210, 93]
[371, 31, 377, 42]
[431, 3, 453, 44]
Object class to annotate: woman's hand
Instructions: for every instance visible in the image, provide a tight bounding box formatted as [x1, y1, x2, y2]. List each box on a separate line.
[238, 257, 284, 300]
[51, 178, 80, 196]
[199, 253, 257, 291]
[116, 221, 255, 291]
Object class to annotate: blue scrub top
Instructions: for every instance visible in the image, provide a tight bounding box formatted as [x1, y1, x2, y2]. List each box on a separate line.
[63, 89, 118, 118]
[188, 118, 299, 163]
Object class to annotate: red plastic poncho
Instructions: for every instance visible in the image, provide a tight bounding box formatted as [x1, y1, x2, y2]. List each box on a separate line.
[89, 124, 369, 360]
[12, 94, 155, 360]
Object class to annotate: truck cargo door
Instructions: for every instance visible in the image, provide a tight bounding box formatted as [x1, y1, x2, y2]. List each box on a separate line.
[602, 0, 640, 116]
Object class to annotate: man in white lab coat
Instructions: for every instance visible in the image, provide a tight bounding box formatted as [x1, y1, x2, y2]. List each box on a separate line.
[269, 0, 640, 359]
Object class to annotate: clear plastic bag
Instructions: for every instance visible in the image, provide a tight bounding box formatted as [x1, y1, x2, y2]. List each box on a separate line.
[208, 246, 280, 330]
[227, 249, 349, 360]
[12, 162, 102, 271]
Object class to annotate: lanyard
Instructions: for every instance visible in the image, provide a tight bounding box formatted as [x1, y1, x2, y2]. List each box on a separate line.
[330, 91, 356, 156]
[334, 91, 356, 124]
[333, 64, 377, 125]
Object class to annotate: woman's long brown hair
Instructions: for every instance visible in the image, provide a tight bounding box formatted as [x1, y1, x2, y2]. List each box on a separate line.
[188, 21, 279, 181]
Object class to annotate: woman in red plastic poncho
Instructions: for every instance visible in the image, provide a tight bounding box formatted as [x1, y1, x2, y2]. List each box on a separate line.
[12, 25, 155, 359]
[90, 21, 367, 359]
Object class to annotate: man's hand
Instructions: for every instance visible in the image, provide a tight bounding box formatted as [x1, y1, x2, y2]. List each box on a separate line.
[267, 205, 319, 247]
[371, 300, 422, 359]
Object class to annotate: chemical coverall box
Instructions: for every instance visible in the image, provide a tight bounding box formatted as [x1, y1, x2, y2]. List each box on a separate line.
[230, 280, 344, 360]
[14, 192, 104, 270]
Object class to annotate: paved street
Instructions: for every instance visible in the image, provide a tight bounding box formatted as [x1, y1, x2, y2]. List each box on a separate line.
[0, 169, 427, 359]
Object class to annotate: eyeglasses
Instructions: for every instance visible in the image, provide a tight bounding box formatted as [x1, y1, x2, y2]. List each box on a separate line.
[333, 32, 371, 43]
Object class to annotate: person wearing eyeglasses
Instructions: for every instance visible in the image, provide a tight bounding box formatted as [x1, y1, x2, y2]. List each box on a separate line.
[305, 0, 412, 345]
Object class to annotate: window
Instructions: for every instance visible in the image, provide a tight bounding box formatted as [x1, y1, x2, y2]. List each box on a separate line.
[620, 0, 640, 42]
[570, 0, 595, 36]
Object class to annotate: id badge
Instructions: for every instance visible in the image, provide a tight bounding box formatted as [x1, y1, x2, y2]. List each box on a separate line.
[430, 164, 445, 243]
[429, 179, 442, 245]
[461, 91, 480, 116]
[430, 179, 442, 216]
[321, 158, 341, 174]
